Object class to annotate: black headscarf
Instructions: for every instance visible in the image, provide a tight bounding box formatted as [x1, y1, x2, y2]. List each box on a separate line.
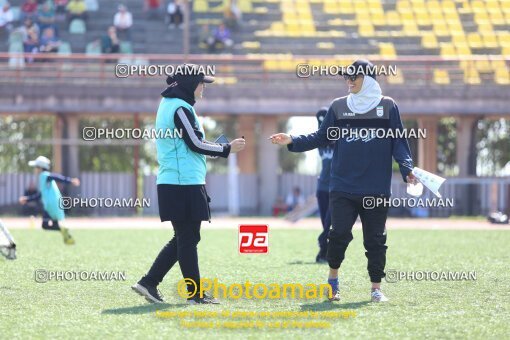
[161, 74, 204, 106]
[160, 64, 214, 106]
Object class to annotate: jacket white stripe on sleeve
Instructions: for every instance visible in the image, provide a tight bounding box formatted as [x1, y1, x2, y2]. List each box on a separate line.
[176, 108, 224, 153]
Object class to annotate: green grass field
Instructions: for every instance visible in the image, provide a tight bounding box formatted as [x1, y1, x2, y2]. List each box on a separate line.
[1, 228, 509, 339]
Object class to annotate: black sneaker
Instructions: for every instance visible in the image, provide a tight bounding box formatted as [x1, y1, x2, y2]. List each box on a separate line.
[187, 292, 220, 305]
[131, 281, 165, 304]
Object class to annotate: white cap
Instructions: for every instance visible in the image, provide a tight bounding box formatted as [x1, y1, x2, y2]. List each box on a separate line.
[28, 156, 51, 170]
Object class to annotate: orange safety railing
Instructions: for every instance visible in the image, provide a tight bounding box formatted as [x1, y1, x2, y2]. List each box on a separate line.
[0, 53, 508, 87]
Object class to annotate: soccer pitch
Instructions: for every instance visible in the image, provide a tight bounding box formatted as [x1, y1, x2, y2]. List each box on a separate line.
[1, 228, 509, 339]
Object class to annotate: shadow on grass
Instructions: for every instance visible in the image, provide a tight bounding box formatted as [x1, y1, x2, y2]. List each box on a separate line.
[300, 300, 370, 311]
[102, 303, 188, 315]
[288, 261, 320, 265]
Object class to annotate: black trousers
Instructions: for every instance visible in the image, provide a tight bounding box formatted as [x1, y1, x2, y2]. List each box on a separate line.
[327, 191, 388, 283]
[141, 220, 202, 297]
[316, 190, 331, 254]
[42, 210, 60, 231]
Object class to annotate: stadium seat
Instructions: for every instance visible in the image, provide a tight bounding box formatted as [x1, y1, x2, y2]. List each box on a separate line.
[85, 41, 101, 55]
[388, 71, 404, 84]
[494, 68, 510, 84]
[69, 19, 86, 34]
[316, 42, 334, 50]
[242, 41, 261, 50]
[84, 0, 99, 11]
[422, 33, 438, 48]
[433, 69, 450, 84]
[475, 58, 492, 73]
[58, 42, 72, 55]
[379, 42, 396, 57]
[440, 43, 455, 57]
[8, 5, 19, 21]
[120, 42, 133, 54]
[467, 33, 484, 48]
[463, 67, 481, 85]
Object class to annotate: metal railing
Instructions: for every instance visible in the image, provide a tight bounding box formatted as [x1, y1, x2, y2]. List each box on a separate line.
[1, 53, 508, 88]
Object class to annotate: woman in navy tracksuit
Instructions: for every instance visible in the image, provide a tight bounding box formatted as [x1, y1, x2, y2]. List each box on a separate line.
[132, 64, 245, 304]
[271, 60, 417, 303]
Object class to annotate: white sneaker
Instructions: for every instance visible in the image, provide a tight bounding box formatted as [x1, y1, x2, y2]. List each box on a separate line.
[371, 288, 389, 302]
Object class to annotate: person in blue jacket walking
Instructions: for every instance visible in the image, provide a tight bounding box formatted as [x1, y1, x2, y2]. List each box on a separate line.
[270, 60, 417, 303]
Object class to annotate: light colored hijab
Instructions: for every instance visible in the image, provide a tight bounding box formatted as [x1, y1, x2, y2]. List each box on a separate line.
[346, 76, 383, 114]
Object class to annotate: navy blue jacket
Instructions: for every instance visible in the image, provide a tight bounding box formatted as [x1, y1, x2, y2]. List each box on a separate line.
[288, 96, 413, 196]
[317, 144, 334, 193]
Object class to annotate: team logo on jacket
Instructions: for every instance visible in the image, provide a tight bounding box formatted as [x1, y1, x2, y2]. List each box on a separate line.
[376, 106, 384, 117]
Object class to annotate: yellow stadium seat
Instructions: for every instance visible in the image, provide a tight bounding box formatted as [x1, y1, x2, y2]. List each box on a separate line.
[440, 43, 456, 57]
[422, 33, 438, 48]
[263, 60, 279, 71]
[483, 34, 499, 48]
[379, 42, 396, 57]
[359, 24, 374, 37]
[475, 58, 492, 73]
[456, 45, 472, 56]
[242, 41, 261, 49]
[371, 12, 386, 25]
[386, 11, 401, 25]
[477, 23, 494, 35]
[403, 22, 420, 36]
[490, 59, 506, 69]
[494, 68, 510, 84]
[464, 68, 481, 85]
[467, 33, 484, 48]
[489, 12, 505, 25]
[498, 32, 510, 47]
[503, 46, 510, 57]
[193, 0, 208, 12]
[316, 42, 335, 49]
[416, 13, 431, 26]
[433, 69, 450, 84]
[427, 0, 442, 15]
[452, 33, 467, 45]
[433, 22, 450, 36]
[388, 71, 404, 84]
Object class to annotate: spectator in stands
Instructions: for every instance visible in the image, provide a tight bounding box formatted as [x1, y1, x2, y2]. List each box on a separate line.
[198, 24, 213, 48]
[37, 2, 57, 34]
[0, 2, 14, 36]
[54, 0, 69, 20]
[286, 186, 305, 212]
[100, 26, 120, 54]
[66, 0, 87, 28]
[144, 0, 161, 19]
[17, 17, 40, 41]
[166, 0, 183, 29]
[23, 25, 39, 63]
[223, 0, 241, 30]
[210, 23, 233, 52]
[21, 0, 38, 20]
[113, 4, 132, 40]
[39, 27, 60, 53]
